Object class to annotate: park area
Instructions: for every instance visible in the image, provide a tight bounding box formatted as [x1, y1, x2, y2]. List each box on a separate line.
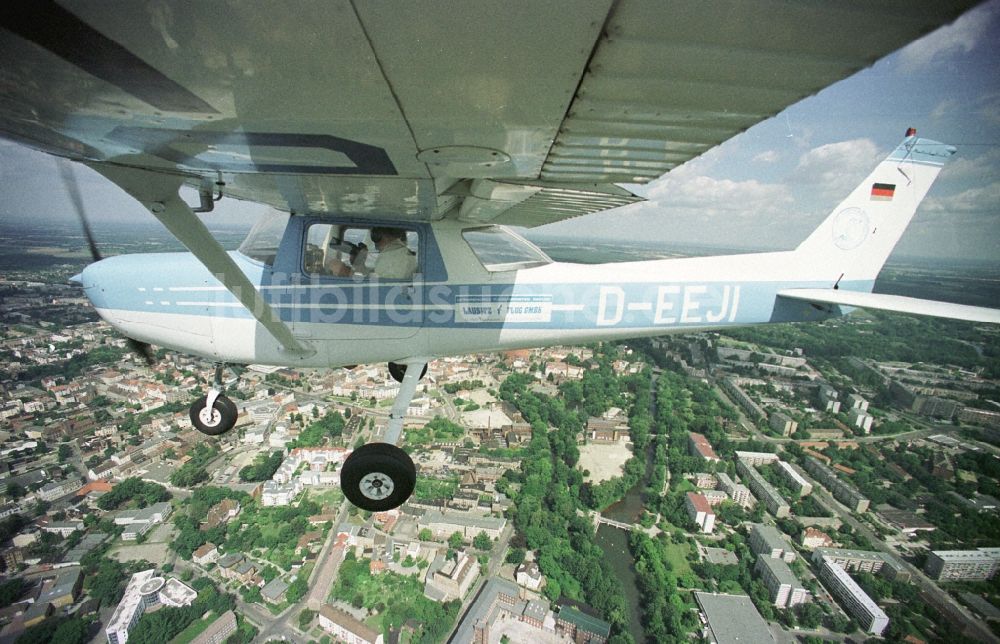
[329, 552, 459, 641]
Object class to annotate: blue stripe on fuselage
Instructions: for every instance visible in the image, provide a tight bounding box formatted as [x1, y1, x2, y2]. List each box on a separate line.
[83, 254, 870, 330]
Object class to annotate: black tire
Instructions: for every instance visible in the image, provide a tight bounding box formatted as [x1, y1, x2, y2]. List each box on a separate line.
[190, 394, 238, 436]
[341, 442, 416, 511]
[387, 361, 427, 384]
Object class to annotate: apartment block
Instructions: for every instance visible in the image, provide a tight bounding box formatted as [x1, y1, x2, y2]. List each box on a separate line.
[846, 394, 869, 411]
[848, 408, 874, 434]
[818, 558, 888, 636]
[810, 548, 908, 581]
[802, 458, 870, 513]
[776, 461, 812, 496]
[685, 492, 716, 534]
[819, 385, 841, 413]
[769, 412, 797, 437]
[722, 378, 766, 420]
[749, 523, 796, 563]
[924, 548, 1000, 581]
[736, 451, 780, 467]
[737, 460, 790, 518]
[688, 433, 720, 462]
[754, 556, 808, 608]
[716, 472, 752, 508]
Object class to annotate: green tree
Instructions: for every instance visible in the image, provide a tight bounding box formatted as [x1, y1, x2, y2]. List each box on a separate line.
[50, 618, 87, 644]
[298, 608, 316, 630]
[0, 579, 25, 608]
[5, 482, 25, 500]
[418, 528, 432, 541]
[286, 578, 308, 603]
[448, 531, 464, 549]
[473, 531, 492, 550]
[57, 443, 73, 462]
[505, 547, 526, 565]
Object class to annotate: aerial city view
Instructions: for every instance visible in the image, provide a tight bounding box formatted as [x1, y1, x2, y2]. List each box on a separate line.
[1, 2, 1000, 644]
[0, 224, 998, 644]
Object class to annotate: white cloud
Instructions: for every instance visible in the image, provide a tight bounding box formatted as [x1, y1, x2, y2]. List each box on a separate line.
[791, 138, 881, 198]
[979, 92, 1000, 125]
[923, 180, 1000, 215]
[938, 148, 1000, 183]
[897, 2, 995, 72]
[753, 150, 780, 163]
[648, 175, 791, 212]
[931, 98, 960, 121]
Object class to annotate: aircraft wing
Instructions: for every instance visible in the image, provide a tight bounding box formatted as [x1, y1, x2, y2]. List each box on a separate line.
[0, 1, 978, 225]
[777, 289, 1000, 324]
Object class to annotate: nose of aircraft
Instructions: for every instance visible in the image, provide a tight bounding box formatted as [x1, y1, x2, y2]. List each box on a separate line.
[72, 259, 112, 309]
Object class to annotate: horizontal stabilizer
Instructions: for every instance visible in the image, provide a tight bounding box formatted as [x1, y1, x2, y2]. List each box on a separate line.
[777, 289, 1000, 324]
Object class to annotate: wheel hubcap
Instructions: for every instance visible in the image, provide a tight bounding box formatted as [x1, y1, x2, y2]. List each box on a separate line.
[359, 472, 394, 500]
[199, 407, 221, 427]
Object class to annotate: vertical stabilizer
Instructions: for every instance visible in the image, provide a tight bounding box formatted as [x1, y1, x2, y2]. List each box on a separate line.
[794, 129, 955, 288]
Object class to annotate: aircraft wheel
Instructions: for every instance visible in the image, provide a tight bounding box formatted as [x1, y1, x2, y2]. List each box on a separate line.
[388, 361, 427, 383]
[190, 394, 238, 436]
[341, 442, 416, 511]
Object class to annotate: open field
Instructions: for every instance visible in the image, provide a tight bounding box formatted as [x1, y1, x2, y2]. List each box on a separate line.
[578, 440, 632, 484]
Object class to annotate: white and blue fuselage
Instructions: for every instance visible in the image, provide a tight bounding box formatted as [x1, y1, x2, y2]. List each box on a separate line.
[78, 133, 970, 367]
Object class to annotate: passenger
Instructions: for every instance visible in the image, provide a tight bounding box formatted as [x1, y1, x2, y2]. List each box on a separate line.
[354, 227, 417, 280]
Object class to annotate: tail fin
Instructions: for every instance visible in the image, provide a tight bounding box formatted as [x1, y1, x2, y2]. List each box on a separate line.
[794, 129, 955, 289]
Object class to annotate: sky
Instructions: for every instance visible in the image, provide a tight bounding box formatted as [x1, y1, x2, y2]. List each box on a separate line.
[1, 2, 998, 262]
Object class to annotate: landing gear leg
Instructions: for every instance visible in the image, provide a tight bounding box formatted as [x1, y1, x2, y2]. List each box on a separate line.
[190, 364, 238, 436]
[341, 360, 425, 511]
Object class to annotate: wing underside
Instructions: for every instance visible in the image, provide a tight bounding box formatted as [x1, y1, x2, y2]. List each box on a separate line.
[0, 1, 978, 224]
[778, 289, 1000, 324]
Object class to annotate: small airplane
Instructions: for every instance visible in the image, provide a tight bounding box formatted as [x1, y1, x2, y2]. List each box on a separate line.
[1, 2, 995, 511]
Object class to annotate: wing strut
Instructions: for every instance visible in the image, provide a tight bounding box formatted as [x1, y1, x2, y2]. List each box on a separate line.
[90, 164, 313, 357]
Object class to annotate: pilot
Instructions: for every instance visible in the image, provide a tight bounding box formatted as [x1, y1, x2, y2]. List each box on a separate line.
[353, 227, 417, 280]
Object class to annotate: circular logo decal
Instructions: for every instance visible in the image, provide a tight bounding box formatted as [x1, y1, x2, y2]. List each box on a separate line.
[831, 207, 870, 250]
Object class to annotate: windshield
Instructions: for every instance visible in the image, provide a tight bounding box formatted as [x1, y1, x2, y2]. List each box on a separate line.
[462, 225, 551, 271]
[238, 212, 290, 266]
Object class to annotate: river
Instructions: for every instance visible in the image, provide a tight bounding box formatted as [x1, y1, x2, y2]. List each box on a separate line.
[595, 444, 652, 643]
[594, 371, 659, 643]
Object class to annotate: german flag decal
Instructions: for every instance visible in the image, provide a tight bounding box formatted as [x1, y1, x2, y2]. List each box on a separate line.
[871, 183, 896, 201]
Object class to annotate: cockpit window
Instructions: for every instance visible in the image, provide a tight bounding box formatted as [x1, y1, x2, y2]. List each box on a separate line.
[304, 223, 419, 280]
[462, 225, 551, 271]
[238, 212, 290, 266]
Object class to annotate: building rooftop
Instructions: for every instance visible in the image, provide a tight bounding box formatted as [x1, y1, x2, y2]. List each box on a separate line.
[930, 548, 1000, 562]
[694, 592, 775, 644]
[523, 599, 548, 622]
[449, 577, 520, 644]
[106, 569, 156, 638]
[160, 578, 198, 607]
[261, 577, 289, 602]
[421, 509, 505, 531]
[556, 605, 611, 638]
[686, 492, 713, 514]
[703, 547, 739, 566]
[821, 559, 887, 621]
[193, 542, 217, 559]
[38, 567, 80, 604]
[750, 524, 789, 550]
[319, 604, 380, 642]
[757, 556, 799, 586]
[217, 552, 244, 568]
